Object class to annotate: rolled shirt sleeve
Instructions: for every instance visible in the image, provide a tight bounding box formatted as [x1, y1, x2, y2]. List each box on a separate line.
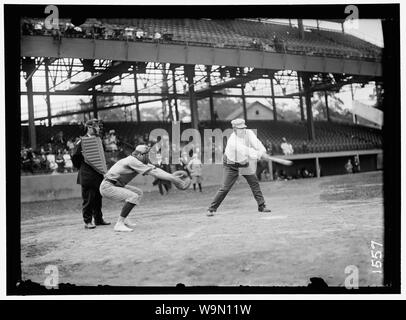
[128, 157, 156, 175]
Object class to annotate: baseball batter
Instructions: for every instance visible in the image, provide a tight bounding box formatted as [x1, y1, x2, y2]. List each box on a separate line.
[207, 118, 273, 216]
[99, 145, 187, 232]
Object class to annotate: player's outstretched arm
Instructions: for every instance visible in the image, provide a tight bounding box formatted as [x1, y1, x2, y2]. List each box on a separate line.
[148, 167, 182, 184]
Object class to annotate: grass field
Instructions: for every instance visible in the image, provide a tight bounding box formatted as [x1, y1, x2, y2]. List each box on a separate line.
[21, 171, 384, 288]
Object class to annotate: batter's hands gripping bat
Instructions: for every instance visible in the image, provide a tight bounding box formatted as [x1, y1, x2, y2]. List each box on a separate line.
[263, 154, 293, 166]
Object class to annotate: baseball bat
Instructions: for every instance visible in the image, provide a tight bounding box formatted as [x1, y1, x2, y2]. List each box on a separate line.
[263, 154, 293, 166]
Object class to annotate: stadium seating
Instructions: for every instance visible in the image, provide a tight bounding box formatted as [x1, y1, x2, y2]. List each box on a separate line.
[21, 18, 382, 61]
[22, 120, 382, 156]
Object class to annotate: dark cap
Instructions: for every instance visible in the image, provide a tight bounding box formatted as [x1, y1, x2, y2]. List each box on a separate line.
[85, 119, 101, 127]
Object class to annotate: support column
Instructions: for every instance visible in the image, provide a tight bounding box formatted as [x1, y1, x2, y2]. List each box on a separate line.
[324, 91, 331, 122]
[172, 68, 179, 121]
[301, 72, 315, 140]
[350, 83, 358, 124]
[315, 157, 320, 178]
[241, 84, 248, 122]
[26, 75, 36, 149]
[185, 65, 199, 130]
[298, 19, 305, 39]
[45, 59, 52, 127]
[270, 78, 277, 121]
[298, 75, 305, 121]
[206, 66, 215, 125]
[133, 68, 141, 122]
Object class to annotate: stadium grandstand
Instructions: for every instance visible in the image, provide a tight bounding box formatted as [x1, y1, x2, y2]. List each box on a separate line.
[20, 17, 383, 183]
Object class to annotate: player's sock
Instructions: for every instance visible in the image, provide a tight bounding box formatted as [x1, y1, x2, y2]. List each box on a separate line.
[193, 183, 196, 191]
[198, 183, 202, 192]
[120, 201, 136, 218]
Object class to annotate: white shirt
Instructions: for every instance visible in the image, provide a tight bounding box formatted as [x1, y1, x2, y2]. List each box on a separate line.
[224, 129, 266, 163]
[281, 142, 294, 155]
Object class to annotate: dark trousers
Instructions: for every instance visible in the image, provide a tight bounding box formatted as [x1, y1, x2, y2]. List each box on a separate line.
[209, 164, 265, 211]
[81, 186, 103, 224]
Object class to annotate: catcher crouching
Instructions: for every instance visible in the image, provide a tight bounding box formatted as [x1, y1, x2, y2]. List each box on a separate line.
[100, 144, 190, 232]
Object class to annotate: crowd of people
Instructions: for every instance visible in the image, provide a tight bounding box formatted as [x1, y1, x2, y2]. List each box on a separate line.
[22, 19, 169, 43]
[22, 19, 285, 54]
[345, 155, 361, 174]
[20, 131, 76, 175]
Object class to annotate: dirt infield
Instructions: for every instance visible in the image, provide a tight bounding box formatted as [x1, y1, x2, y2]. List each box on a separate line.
[21, 171, 383, 287]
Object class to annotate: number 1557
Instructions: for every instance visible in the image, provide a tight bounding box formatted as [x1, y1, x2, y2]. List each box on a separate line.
[370, 240, 383, 273]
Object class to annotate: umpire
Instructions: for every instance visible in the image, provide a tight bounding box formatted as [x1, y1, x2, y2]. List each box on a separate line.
[72, 119, 110, 229]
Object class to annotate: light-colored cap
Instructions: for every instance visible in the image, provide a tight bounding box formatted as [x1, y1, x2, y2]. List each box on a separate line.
[135, 144, 149, 154]
[231, 118, 247, 129]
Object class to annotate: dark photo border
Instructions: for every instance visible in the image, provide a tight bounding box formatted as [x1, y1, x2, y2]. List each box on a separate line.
[5, 3, 400, 295]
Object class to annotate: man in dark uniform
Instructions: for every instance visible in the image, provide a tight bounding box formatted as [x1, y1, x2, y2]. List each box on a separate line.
[72, 119, 110, 229]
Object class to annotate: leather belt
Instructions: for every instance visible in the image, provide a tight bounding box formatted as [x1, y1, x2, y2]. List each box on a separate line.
[104, 178, 118, 185]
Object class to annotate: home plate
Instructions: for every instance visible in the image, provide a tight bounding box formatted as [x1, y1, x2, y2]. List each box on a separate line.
[260, 215, 287, 220]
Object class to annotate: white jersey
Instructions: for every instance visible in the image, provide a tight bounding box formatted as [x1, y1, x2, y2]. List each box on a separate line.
[224, 129, 266, 163]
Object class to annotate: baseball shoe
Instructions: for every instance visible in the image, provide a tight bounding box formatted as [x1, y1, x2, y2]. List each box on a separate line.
[114, 222, 133, 232]
[124, 219, 137, 228]
[258, 205, 271, 213]
[84, 222, 96, 229]
[95, 219, 111, 226]
[206, 209, 215, 217]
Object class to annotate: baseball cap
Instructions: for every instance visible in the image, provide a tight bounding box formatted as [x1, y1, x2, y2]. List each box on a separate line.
[135, 144, 150, 154]
[231, 118, 247, 129]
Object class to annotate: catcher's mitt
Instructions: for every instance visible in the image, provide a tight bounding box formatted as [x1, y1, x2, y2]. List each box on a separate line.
[172, 170, 192, 190]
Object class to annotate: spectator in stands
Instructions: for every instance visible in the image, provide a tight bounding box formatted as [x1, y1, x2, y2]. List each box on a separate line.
[64, 22, 75, 37]
[33, 21, 44, 35]
[352, 155, 360, 173]
[31, 151, 41, 172]
[302, 141, 308, 153]
[105, 129, 118, 153]
[22, 21, 34, 35]
[154, 31, 162, 41]
[136, 29, 144, 40]
[39, 145, 46, 155]
[67, 139, 75, 154]
[46, 142, 54, 155]
[63, 149, 74, 173]
[124, 26, 134, 40]
[47, 153, 58, 175]
[21, 149, 33, 174]
[264, 139, 273, 155]
[273, 34, 284, 52]
[345, 159, 353, 174]
[51, 131, 66, 151]
[39, 152, 49, 173]
[55, 149, 65, 174]
[51, 28, 61, 41]
[281, 137, 294, 155]
[295, 169, 303, 179]
[279, 169, 288, 180]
